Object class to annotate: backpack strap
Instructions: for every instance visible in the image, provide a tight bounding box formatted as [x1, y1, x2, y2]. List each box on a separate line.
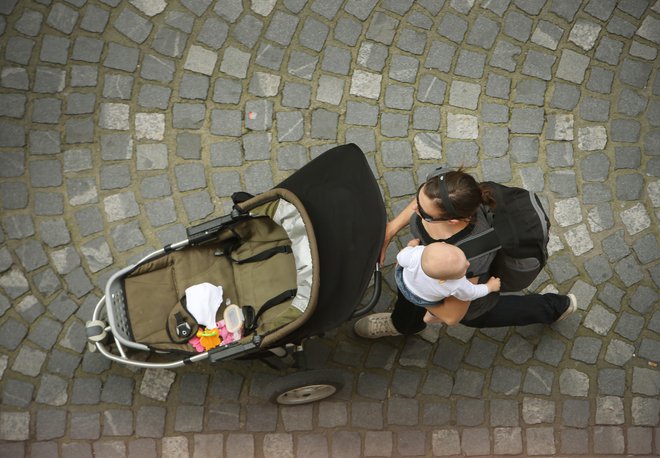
[454, 227, 502, 262]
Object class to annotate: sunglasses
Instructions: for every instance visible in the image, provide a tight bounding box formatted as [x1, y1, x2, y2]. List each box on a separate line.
[415, 184, 453, 222]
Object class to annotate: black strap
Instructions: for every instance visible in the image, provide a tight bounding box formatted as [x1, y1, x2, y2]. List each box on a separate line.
[232, 191, 254, 205]
[229, 245, 292, 264]
[436, 174, 459, 219]
[245, 289, 297, 332]
[454, 227, 502, 262]
[174, 312, 192, 338]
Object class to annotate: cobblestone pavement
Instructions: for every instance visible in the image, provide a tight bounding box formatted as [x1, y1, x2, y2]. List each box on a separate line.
[0, 0, 659, 456]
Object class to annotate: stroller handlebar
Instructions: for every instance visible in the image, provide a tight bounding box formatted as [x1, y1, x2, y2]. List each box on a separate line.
[350, 264, 382, 319]
[186, 208, 247, 246]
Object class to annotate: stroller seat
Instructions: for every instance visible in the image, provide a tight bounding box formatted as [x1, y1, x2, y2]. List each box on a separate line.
[119, 192, 312, 353]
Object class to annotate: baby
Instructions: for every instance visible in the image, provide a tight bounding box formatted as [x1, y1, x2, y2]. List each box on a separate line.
[395, 240, 501, 324]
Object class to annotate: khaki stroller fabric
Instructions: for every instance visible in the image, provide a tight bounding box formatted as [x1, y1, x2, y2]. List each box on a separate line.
[124, 240, 239, 351]
[123, 199, 303, 352]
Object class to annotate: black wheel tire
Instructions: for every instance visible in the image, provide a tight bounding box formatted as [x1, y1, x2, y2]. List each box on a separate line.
[267, 369, 345, 405]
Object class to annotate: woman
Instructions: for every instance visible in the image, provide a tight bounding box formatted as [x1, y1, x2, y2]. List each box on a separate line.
[354, 169, 576, 338]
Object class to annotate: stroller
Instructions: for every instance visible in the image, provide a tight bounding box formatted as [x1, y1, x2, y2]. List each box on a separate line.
[87, 144, 386, 404]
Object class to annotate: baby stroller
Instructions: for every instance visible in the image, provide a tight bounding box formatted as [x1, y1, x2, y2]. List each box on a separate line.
[87, 144, 386, 404]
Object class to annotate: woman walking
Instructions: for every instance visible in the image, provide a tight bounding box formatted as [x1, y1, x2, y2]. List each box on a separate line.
[354, 169, 576, 338]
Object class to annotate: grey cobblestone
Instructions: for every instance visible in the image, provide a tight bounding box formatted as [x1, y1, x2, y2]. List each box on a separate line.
[523, 365, 555, 396]
[630, 285, 658, 314]
[632, 397, 659, 425]
[605, 339, 635, 366]
[599, 368, 626, 396]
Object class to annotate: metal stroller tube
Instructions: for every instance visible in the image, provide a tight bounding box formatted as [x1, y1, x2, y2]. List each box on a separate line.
[90, 295, 211, 368]
[350, 263, 382, 319]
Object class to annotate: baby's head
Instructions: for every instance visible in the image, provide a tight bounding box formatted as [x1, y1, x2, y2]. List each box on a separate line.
[421, 242, 469, 280]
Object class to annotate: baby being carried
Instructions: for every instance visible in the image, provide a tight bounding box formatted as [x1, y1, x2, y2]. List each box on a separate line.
[395, 240, 501, 324]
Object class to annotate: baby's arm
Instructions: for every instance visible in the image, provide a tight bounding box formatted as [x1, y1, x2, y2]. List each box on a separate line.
[396, 244, 421, 267]
[452, 276, 499, 301]
[485, 276, 501, 293]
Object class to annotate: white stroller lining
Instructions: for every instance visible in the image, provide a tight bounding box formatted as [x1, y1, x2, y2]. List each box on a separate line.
[186, 283, 223, 329]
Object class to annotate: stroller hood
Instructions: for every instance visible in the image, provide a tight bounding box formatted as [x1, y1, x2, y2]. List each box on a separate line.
[274, 143, 386, 340]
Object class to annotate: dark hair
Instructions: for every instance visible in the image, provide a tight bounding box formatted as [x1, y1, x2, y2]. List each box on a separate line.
[423, 169, 496, 221]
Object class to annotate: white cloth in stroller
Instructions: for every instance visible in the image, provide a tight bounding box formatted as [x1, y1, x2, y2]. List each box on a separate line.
[185, 283, 223, 329]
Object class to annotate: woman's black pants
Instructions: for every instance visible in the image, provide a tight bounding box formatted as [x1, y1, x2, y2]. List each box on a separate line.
[390, 288, 570, 334]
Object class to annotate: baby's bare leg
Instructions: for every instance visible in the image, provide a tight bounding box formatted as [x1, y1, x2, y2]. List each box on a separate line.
[422, 297, 471, 326]
[423, 310, 443, 324]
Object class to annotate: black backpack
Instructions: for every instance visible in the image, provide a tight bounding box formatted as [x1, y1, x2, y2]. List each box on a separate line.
[424, 167, 551, 292]
[456, 182, 550, 292]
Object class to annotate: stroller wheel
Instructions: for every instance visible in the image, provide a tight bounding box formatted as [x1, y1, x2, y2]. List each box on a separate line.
[267, 369, 344, 405]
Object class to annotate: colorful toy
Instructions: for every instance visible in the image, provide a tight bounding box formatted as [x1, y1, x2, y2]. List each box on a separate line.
[189, 319, 243, 353]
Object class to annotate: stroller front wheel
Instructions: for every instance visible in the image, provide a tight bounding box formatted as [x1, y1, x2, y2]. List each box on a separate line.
[267, 369, 344, 405]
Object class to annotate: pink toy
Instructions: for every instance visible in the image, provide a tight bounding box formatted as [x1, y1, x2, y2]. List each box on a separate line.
[189, 320, 243, 353]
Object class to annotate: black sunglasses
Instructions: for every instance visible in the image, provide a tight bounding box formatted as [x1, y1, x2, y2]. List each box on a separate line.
[415, 184, 452, 222]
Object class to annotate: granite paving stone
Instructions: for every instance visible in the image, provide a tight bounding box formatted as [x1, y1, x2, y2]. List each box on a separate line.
[516, 79, 547, 107]
[423, 401, 452, 427]
[522, 366, 554, 396]
[638, 338, 660, 362]
[605, 339, 635, 366]
[586, 69, 614, 97]
[631, 367, 660, 396]
[618, 88, 648, 116]
[138, 84, 172, 109]
[35, 373, 68, 406]
[48, 293, 78, 323]
[599, 368, 626, 396]
[71, 378, 103, 405]
[392, 370, 421, 397]
[357, 41, 388, 73]
[3, 378, 34, 408]
[35, 410, 66, 441]
[69, 412, 100, 440]
[101, 375, 134, 406]
[594, 426, 625, 454]
[570, 336, 602, 363]
[633, 233, 660, 264]
[135, 407, 166, 438]
[11, 345, 46, 376]
[283, 82, 311, 108]
[15, 8, 44, 36]
[632, 398, 660, 426]
[619, 58, 653, 89]
[207, 402, 240, 431]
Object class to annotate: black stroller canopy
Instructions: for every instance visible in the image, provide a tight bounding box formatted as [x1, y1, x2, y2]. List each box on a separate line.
[277, 144, 386, 340]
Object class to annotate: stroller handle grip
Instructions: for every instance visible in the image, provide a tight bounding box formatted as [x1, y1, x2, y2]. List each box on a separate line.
[351, 264, 382, 319]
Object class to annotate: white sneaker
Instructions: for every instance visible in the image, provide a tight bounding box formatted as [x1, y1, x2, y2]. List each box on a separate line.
[353, 313, 401, 338]
[557, 293, 577, 321]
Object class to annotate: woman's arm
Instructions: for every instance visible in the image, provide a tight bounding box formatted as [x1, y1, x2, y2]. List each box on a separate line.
[424, 296, 470, 326]
[424, 276, 480, 325]
[380, 198, 416, 264]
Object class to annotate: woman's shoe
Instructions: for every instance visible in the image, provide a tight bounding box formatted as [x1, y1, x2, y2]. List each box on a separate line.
[354, 313, 401, 338]
[556, 293, 577, 321]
